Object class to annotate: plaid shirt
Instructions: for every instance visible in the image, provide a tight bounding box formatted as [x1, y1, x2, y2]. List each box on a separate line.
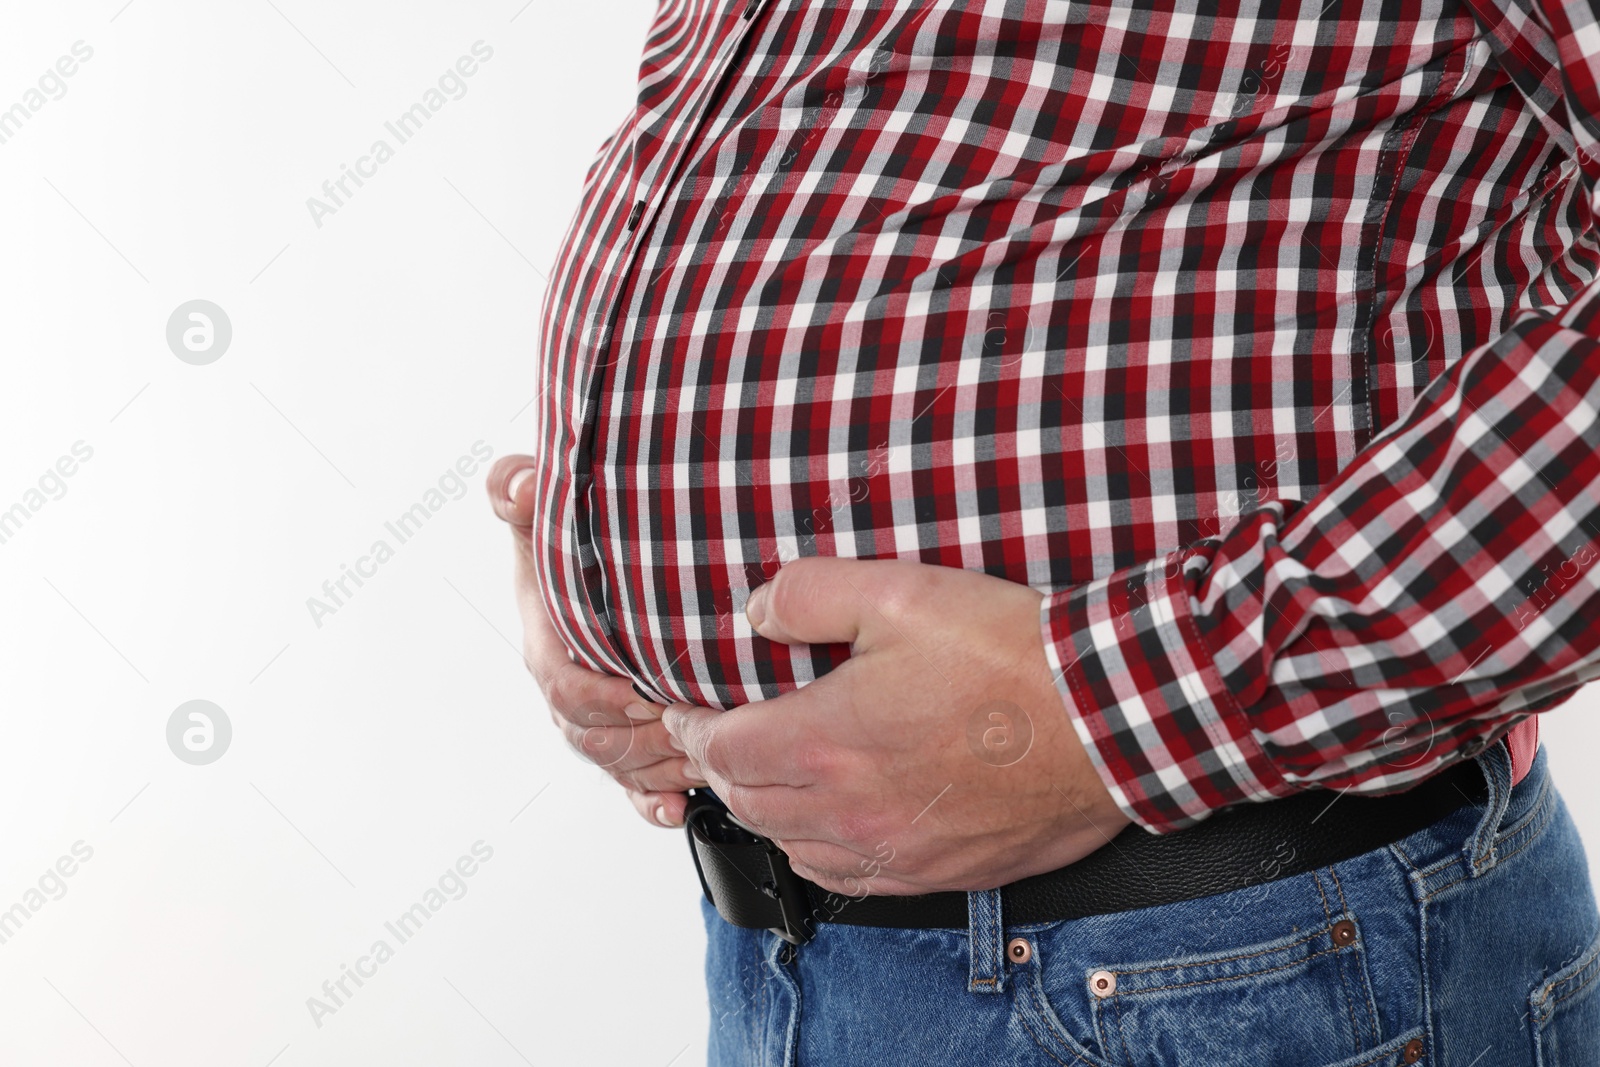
[530, 0, 1600, 833]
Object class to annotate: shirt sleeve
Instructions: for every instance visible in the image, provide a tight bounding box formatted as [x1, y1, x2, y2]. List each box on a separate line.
[1041, 0, 1600, 834]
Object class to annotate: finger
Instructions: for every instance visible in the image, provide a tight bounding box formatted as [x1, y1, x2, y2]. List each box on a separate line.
[627, 789, 688, 829]
[503, 521, 566, 679]
[486, 454, 579, 689]
[744, 556, 914, 651]
[485, 454, 539, 528]
[618, 757, 708, 794]
[778, 839, 930, 897]
[717, 781, 811, 841]
[662, 700, 828, 788]
[545, 664, 661, 727]
[787, 856, 924, 898]
[557, 717, 637, 770]
[558, 718, 684, 771]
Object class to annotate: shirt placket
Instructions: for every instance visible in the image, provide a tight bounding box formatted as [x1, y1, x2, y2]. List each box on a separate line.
[567, 0, 770, 676]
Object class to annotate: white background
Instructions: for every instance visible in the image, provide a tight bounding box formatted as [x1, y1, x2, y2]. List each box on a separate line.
[1, 2, 1596, 1065]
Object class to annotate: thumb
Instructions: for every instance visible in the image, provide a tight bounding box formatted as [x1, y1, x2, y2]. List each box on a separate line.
[744, 556, 895, 649]
[486, 454, 538, 530]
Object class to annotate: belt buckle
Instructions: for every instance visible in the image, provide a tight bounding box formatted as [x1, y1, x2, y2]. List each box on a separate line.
[684, 790, 815, 945]
[755, 833, 814, 945]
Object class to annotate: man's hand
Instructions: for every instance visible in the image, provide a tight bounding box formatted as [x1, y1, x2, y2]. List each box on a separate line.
[663, 557, 1131, 896]
[486, 455, 705, 828]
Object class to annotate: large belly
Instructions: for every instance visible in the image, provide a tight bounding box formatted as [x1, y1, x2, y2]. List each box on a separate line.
[538, 0, 1572, 709]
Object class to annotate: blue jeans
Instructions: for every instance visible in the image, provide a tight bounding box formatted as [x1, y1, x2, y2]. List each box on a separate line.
[704, 746, 1600, 1066]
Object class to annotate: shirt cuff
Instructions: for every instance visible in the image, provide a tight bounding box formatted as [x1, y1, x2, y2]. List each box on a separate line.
[1040, 552, 1292, 833]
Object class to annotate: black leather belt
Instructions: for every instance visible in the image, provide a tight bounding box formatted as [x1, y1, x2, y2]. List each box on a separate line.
[684, 756, 1488, 944]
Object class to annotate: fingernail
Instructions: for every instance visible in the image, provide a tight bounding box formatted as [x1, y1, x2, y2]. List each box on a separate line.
[656, 804, 683, 828]
[623, 703, 656, 722]
[506, 468, 534, 505]
[745, 584, 768, 632]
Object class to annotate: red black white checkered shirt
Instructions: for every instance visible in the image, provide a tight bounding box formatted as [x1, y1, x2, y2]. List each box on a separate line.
[530, 0, 1600, 832]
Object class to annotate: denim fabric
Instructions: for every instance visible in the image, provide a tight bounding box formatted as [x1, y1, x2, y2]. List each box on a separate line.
[703, 747, 1600, 1066]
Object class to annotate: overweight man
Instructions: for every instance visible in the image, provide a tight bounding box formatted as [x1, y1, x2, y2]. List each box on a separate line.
[488, 0, 1600, 1062]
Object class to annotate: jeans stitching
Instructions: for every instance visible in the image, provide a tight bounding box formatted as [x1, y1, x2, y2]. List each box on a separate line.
[1311, 869, 1334, 922]
[1329, 864, 1382, 1045]
[1020, 978, 1100, 1067]
[1314, 870, 1365, 1051]
[765, 937, 801, 1067]
[1340, 1033, 1424, 1067]
[1110, 945, 1347, 997]
[1495, 772, 1551, 844]
[1419, 869, 1470, 903]
[1422, 804, 1556, 904]
[1108, 928, 1326, 976]
[1413, 767, 1554, 900]
[1328, 866, 1351, 913]
[1490, 774, 1555, 864]
[1113, 987, 1132, 1067]
[754, 931, 769, 1065]
[1534, 932, 1600, 1014]
[1551, 959, 1600, 1009]
[1016, 1010, 1083, 1067]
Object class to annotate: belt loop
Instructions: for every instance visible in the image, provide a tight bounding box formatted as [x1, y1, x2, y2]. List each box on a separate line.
[1464, 741, 1515, 876]
[967, 889, 1005, 994]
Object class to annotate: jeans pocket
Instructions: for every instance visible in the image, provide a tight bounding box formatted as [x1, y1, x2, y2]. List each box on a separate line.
[1017, 912, 1386, 1067]
[1529, 926, 1600, 1067]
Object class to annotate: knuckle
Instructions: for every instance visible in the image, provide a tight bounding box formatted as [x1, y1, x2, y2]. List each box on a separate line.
[579, 723, 629, 764]
[788, 740, 837, 781]
[721, 786, 763, 831]
[867, 567, 923, 622]
[768, 557, 820, 620]
[558, 721, 590, 760]
[692, 723, 725, 773]
[544, 663, 580, 712]
[784, 844, 823, 876]
[824, 808, 882, 849]
[636, 721, 676, 755]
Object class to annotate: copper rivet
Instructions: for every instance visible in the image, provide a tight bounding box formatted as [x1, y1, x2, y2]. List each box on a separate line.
[1402, 1037, 1425, 1063]
[1332, 920, 1357, 946]
[1006, 937, 1032, 964]
[1089, 969, 1117, 998]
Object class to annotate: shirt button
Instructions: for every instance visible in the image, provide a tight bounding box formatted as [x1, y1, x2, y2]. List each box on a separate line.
[625, 199, 646, 231]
